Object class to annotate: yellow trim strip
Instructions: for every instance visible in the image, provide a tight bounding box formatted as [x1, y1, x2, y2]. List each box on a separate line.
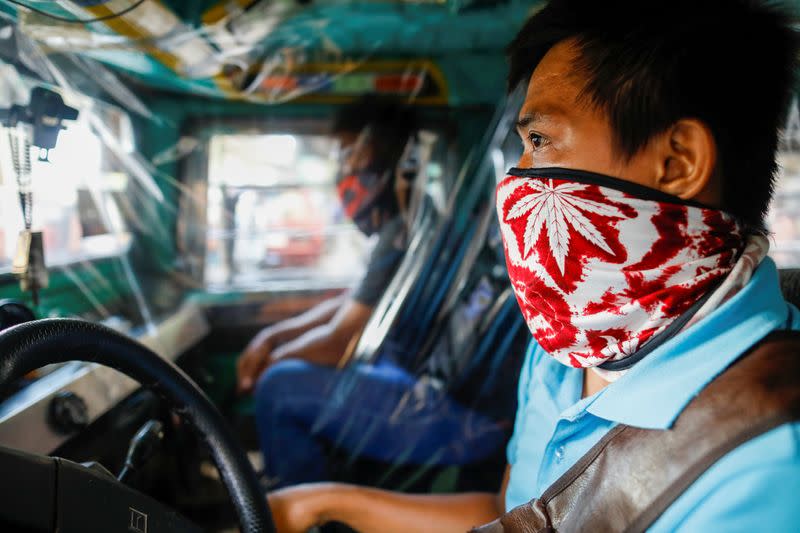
[214, 59, 449, 105]
[202, 0, 258, 25]
[81, 0, 182, 72]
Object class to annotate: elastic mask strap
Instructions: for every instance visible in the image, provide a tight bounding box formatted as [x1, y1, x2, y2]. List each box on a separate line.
[507, 167, 711, 210]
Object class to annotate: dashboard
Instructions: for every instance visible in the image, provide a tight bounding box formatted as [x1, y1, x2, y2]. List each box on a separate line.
[0, 304, 210, 454]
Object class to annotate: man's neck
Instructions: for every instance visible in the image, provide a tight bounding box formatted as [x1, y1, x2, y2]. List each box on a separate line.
[583, 369, 611, 398]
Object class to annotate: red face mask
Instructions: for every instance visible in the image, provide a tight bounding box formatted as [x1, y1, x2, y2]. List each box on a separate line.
[336, 170, 398, 236]
[496, 167, 744, 369]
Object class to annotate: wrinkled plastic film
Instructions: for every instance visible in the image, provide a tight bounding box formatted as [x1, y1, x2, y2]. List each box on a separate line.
[11, 0, 433, 105]
[1, 12, 466, 375]
[0, 19, 162, 342]
[1, 0, 797, 503]
[0, 29, 523, 491]
[288, 95, 528, 494]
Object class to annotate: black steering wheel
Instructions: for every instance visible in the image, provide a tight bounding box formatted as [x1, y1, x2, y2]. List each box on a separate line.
[0, 318, 275, 533]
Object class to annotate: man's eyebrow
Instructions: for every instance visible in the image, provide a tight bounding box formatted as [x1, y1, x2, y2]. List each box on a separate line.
[516, 116, 534, 131]
[515, 111, 550, 132]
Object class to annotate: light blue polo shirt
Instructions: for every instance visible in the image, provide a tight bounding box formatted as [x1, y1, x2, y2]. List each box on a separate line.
[505, 257, 800, 531]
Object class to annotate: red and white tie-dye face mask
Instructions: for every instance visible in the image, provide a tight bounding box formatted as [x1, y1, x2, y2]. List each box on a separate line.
[496, 167, 745, 370]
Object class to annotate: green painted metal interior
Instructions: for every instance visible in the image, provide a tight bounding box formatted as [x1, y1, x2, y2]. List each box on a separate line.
[0, 0, 533, 320]
[2, 1, 538, 104]
[2, 0, 798, 319]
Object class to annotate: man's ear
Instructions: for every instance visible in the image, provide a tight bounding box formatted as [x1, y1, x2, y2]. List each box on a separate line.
[657, 119, 718, 202]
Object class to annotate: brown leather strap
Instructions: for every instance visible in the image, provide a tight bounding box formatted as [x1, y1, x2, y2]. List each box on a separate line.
[474, 330, 800, 533]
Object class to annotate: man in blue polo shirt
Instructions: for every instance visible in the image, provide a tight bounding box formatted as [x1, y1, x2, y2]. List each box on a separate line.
[265, 1, 800, 530]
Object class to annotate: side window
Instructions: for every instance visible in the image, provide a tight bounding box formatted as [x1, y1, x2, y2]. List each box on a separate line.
[204, 133, 370, 287]
[769, 100, 800, 269]
[0, 118, 129, 273]
[770, 150, 800, 268]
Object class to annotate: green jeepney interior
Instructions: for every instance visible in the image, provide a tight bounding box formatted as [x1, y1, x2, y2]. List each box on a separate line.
[0, 1, 799, 531]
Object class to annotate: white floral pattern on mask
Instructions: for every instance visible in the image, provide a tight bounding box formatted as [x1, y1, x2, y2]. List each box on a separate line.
[497, 171, 745, 369]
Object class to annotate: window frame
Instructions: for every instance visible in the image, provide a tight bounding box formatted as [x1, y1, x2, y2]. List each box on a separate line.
[178, 116, 369, 291]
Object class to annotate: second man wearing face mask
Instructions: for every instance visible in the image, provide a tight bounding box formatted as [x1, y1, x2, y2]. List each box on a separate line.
[234, 95, 413, 487]
[237, 95, 509, 490]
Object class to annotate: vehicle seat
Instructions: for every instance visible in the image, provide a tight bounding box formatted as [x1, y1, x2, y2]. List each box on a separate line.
[780, 269, 800, 309]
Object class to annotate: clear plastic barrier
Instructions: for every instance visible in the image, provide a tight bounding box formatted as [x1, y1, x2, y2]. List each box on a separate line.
[1, 1, 796, 516]
[0, 118, 130, 272]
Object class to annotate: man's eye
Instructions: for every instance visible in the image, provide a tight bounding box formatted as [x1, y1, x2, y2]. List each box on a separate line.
[529, 133, 547, 150]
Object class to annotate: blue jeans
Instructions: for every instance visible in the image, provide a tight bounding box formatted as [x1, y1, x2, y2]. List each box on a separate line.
[254, 358, 506, 488]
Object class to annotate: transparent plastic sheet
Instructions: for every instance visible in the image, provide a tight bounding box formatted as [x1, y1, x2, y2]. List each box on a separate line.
[0, 0, 532, 511]
[12, 1, 387, 104]
[0, 18, 204, 423]
[276, 92, 530, 494]
[5, 0, 522, 106]
[3, 38, 506, 498]
[1, 2, 798, 517]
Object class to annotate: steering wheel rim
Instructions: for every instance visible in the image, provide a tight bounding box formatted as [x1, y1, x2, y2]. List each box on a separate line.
[0, 318, 274, 533]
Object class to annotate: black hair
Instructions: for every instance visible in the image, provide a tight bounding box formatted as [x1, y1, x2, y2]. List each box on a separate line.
[507, 0, 799, 233]
[332, 94, 418, 173]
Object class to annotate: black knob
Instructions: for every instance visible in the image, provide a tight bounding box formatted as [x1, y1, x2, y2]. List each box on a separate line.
[48, 391, 89, 434]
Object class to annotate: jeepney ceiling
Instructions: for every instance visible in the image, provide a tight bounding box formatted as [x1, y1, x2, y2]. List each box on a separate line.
[3, 0, 535, 102]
